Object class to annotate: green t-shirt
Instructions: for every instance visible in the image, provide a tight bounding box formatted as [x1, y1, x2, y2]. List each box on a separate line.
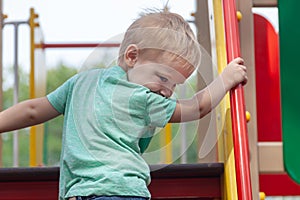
[47, 66, 176, 199]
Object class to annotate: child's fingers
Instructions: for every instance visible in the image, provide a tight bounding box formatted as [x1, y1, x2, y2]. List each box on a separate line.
[240, 64, 247, 72]
[242, 75, 248, 85]
[234, 57, 244, 65]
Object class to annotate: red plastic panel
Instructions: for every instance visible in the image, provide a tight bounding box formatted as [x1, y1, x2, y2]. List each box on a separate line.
[0, 178, 220, 200]
[260, 173, 300, 196]
[0, 181, 58, 200]
[0, 165, 222, 200]
[254, 13, 282, 142]
[149, 178, 221, 199]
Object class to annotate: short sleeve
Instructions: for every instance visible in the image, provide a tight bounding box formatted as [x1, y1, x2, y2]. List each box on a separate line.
[47, 75, 78, 114]
[145, 92, 177, 127]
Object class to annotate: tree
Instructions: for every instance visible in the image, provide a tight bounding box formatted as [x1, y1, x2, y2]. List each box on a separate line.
[1, 64, 77, 167]
[44, 64, 77, 165]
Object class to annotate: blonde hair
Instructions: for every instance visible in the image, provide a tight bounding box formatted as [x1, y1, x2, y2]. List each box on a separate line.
[118, 10, 201, 69]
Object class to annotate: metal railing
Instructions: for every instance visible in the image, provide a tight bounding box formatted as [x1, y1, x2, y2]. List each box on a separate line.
[222, 0, 253, 199]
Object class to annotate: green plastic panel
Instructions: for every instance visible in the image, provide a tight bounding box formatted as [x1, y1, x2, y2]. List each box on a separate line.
[279, 0, 300, 184]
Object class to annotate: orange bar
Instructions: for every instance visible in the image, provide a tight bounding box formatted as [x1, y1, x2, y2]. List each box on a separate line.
[29, 7, 37, 167]
[165, 123, 172, 164]
[36, 43, 120, 49]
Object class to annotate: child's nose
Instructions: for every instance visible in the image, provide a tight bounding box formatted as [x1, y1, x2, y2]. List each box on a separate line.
[159, 88, 172, 98]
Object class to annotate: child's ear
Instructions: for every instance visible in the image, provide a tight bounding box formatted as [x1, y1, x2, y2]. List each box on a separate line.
[124, 44, 139, 68]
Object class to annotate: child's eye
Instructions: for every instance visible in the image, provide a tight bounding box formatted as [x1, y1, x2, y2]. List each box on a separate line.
[159, 76, 168, 82]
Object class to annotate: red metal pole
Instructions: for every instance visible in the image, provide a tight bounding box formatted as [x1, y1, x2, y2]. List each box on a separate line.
[36, 43, 120, 49]
[222, 0, 253, 199]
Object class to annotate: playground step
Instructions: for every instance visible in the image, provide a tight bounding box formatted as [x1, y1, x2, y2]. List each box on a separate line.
[149, 163, 224, 199]
[0, 163, 224, 200]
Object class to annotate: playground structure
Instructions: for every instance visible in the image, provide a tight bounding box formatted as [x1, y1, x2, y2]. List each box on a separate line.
[0, 0, 300, 199]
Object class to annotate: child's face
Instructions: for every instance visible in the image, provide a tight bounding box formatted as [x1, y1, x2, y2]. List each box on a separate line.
[127, 53, 194, 98]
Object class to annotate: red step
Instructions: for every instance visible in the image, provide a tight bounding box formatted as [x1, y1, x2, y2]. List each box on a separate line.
[0, 163, 223, 200]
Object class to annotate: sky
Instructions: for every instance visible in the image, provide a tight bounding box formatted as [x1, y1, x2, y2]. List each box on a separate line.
[2, 1, 278, 79]
[2, 0, 196, 71]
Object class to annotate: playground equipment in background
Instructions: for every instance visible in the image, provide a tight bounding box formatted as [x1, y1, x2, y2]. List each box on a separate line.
[0, 0, 253, 199]
[278, 0, 300, 186]
[1, 7, 121, 167]
[223, 0, 252, 198]
[1, 11, 28, 167]
[1, 0, 300, 199]
[0, 8, 46, 167]
[255, 0, 300, 196]
[29, 8, 47, 167]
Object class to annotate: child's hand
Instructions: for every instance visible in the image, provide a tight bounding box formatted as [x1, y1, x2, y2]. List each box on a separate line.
[221, 57, 248, 91]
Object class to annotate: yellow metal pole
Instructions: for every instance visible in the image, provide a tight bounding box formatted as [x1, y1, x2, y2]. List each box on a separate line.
[165, 123, 172, 164]
[0, 0, 3, 167]
[213, 0, 238, 199]
[29, 8, 38, 167]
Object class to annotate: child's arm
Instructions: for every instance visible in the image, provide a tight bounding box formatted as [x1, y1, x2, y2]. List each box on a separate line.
[0, 97, 60, 133]
[170, 57, 247, 122]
